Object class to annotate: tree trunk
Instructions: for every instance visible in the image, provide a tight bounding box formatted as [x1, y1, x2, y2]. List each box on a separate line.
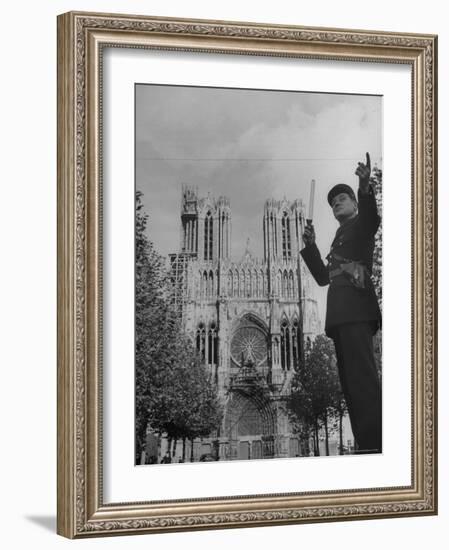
[172, 438, 178, 460]
[190, 438, 195, 462]
[324, 411, 329, 456]
[167, 437, 172, 461]
[213, 439, 219, 460]
[305, 430, 310, 457]
[302, 427, 310, 457]
[339, 411, 344, 455]
[182, 437, 186, 461]
[314, 418, 320, 456]
[136, 420, 148, 465]
[157, 432, 162, 463]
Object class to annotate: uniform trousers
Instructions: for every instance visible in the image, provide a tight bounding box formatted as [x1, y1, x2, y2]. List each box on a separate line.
[331, 322, 382, 453]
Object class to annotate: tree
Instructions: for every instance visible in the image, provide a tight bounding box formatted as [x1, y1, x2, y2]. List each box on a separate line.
[329, 382, 348, 455]
[171, 357, 223, 461]
[135, 190, 170, 461]
[370, 166, 383, 310]
[287, 334, 346, 456]
[370, 166, 383, 380]
[146, 332, 222, 461]
[135, 190, 222, 463]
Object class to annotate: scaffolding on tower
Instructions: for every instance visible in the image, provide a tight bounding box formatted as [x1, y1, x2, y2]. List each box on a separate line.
[168, 252, 195, 318]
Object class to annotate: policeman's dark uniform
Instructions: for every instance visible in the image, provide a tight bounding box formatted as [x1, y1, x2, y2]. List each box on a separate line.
[300, 183, 382, 453]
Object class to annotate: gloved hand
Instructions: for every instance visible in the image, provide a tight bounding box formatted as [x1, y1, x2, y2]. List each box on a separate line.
[303, 221, 316, 247]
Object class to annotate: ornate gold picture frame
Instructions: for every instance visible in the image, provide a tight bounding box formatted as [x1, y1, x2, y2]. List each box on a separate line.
[57, 11, 437, 538]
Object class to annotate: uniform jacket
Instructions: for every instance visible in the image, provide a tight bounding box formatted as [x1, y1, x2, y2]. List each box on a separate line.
[300, 186, 381, 337]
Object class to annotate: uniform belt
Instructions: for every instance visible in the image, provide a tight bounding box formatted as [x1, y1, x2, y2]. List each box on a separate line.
[329, 261, 368, 289]
[329, 267, 344, 279]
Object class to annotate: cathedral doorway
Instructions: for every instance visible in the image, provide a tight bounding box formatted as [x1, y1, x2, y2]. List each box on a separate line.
[224, 391, 276, 459]
[238, 441, 250, 460]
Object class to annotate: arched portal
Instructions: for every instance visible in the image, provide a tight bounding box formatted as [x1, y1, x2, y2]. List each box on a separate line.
[224, 391, 276, 460]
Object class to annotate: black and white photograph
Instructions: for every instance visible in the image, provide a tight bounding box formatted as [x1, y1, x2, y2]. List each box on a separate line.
[135, 84, 383, 465]
[1, 0, 442, 543]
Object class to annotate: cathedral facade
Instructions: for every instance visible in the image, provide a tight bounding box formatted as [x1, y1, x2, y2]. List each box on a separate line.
[168, 185, 320, 461]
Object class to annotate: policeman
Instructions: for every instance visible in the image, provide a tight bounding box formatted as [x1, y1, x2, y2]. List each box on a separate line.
[301, 153, 382, 454]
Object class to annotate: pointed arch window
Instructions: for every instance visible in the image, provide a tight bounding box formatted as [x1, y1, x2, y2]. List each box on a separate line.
[282, 271, 288, 298]
[204, 211, 213, 261]
[282, 211, 291, 260]
[196, 323, 206, 362]
[208, 270, 214, 298]
[281, 320, 291, 370]
[292, 318, 301, 369]
[254, 270, 259, 297]
[228, 270, 233, 296]
[208, 323, 218, 366]
[220, 212, 226, 259]
[241, 271, 246, 297]
[202, 271, 208, 298]
[199, 271, 203, 297]
[288, 270, 294, 298]
[273, 217, 278, 256]
[273, 336, 280, 365]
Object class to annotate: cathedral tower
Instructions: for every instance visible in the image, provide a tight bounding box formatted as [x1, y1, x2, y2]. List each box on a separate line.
[180, 185, 199, 256]
[263, 198, 304, 262]
[196, 193, 231, 261]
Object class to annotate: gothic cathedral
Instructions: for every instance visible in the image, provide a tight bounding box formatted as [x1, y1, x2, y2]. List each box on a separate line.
[168, 185, 320, 460]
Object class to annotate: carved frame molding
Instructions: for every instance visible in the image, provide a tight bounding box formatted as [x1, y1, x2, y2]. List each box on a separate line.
[57, 11, 437, 538]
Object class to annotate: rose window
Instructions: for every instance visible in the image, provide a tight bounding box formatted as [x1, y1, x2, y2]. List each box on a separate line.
[231, 325, 267, 367]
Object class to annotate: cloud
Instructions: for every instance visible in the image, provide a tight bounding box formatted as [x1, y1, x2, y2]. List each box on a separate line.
[136, 84, 382, 263]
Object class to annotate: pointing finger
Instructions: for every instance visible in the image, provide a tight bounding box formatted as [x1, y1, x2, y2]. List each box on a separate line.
[366, 152, 371, 171]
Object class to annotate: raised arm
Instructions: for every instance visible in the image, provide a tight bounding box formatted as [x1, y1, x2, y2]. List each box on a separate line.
[300, 223, 329, 287]
[356, 152, 380, 236]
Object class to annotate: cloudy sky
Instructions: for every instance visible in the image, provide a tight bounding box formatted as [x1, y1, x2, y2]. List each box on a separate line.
[136, 84, 382, 323]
